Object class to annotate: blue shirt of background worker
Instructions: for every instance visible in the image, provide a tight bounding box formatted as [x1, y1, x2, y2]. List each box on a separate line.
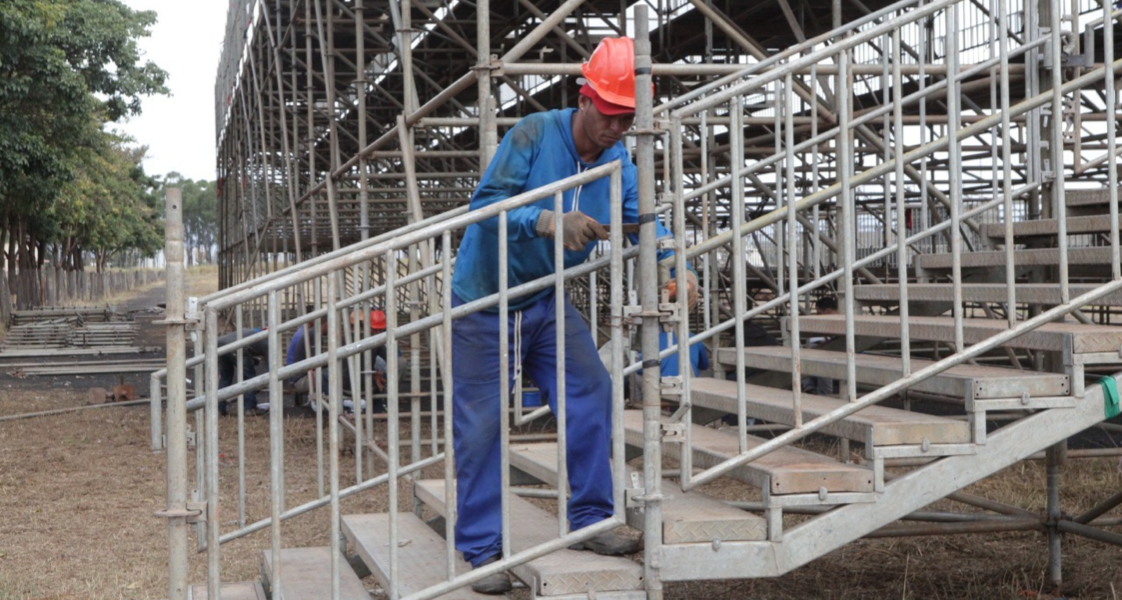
[656, 330, 710, 378]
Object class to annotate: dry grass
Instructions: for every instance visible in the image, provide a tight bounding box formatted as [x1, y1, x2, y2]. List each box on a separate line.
[2, 267, 1121, 599]
[3, 397, 1119, 600]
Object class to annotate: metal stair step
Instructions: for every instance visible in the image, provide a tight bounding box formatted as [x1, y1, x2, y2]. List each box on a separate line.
[621, 410, 874, 495]
[1065, 188, 1122, 207]
[342, 513, 495, 599]
[915, 246, 1113, 270]
[851, 283, 1122, 306]
[686, 377, 970, 446]
[188, 582, 266, 600]
[981, 214, 1121, 239]
[412, 480, 644, 597]
[657, 374, 1122, 581]
[508, 442, 767, 543]
[795, 314, 1122, 354]
[260, 547, 372, 600]
[716, 346, 1070, 399]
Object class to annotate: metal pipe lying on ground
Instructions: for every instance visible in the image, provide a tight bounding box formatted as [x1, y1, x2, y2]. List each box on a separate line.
[0, 398, 150, 422]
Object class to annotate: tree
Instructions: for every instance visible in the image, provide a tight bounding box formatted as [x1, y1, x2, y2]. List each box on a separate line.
[53, 130, 163, 272]
[164, 173, 218, 266]
[0, 0, 168, 272]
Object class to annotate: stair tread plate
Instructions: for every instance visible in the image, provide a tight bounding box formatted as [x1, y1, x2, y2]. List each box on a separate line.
[688, 377, 971, 446]
[796, 314, 1122, 354]
[621, 410, 874, 495]
[188, 582, 267, 600]
[851, 283, 1122, 307]
[260, 547, 371, 600]
[412, 480, 644, 596]
[342, 513, 493, 599]
[1065, 188, 1122, 206]
[508, 442, 767, 543]
[981, 214, 1121, 238]
[914, 246, 1112, 270]
[716, 346, 1070, 399]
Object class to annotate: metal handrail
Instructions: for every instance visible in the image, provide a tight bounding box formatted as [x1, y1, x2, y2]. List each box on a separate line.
[190, 159, 630, 599]
[681, 279, 1122, 490]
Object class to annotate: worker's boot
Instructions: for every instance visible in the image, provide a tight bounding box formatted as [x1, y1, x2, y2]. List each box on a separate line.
[570, 529, 642, 555]
[471, 555, 512, 595]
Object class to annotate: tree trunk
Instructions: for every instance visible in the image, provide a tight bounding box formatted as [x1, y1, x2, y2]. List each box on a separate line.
[36, 236, 47, 268]
[0, 213, 7, 272]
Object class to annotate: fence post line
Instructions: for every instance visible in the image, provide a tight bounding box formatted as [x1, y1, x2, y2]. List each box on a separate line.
[162, 188, 189, 600]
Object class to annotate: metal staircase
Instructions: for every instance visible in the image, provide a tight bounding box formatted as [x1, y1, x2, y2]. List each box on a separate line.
[160, 0, 1122, 598]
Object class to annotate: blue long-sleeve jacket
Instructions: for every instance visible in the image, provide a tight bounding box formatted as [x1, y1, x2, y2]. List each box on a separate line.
[451, 108, 677, 310]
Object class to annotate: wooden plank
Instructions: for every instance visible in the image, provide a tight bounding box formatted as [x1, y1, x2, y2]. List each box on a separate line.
[508, 442, 767, 543]
[343, 513, 494, 600]
[796, 315, 1122, 354]
[687, 377, 971, 446]
[413, 480, 644, 596]
[621, 410, 874, 495]
[260, 547, 371, 600]
[188, 582, 267, 600]
[715, 346, 1070, 400]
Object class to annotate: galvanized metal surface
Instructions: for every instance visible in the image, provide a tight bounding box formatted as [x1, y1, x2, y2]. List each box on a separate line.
[688, 377, 972, 446]
[260, 547, 371, 600]
[715, 346, 1071, 399]
[915, 246, 1119, 270]
[851, 283, 1122, 306]
[413, 480, 644, 596]
[507, 443, 767, 544]
[187, 582, 267, 600]
[163, 189, 189, 600]
[622, 410, 874, 495]
[796, 315, 1122, 353]
[1064, 188, 1122, 207]
[170, 0, 1122, 595]
[980, 214, 1122, 238]
[657, 375, 1121, 580]
[342, 513, 491, 600]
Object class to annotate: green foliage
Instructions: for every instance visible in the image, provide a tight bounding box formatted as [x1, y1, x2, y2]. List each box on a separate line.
[163, 173, 218, 265]
[0, 0, 169, 270]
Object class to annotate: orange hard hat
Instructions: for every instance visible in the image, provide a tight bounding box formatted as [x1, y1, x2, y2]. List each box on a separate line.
[580, 37, 636, 110]
[369, 310, 387, 330]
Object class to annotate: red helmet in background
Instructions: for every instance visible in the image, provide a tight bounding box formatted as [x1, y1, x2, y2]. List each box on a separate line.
[369, 310, 387, 331]
[580, 37, 636, 110]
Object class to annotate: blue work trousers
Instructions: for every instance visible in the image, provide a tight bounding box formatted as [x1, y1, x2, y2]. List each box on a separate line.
[451, 291, 614, 566]
[218, 354, 259, 410]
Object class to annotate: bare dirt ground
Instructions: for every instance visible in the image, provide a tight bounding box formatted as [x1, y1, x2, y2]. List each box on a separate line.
[1, 267, 1121, 599]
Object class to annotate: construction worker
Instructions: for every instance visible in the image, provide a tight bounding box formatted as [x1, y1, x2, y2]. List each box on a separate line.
[285, 309, 393, 413]
[216, 328, 269, 416]
[449, 37, 698, 594]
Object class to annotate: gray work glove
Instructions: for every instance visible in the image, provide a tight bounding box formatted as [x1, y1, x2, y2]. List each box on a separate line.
[658, 256, 700, 310]
[536, 209, 609, 251]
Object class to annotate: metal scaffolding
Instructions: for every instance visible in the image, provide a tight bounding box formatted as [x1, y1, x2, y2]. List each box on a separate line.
[160, 0, 1122, 598]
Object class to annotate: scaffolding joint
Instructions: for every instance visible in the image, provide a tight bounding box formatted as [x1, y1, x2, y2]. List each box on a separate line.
[476, 55, 503, 76]
[155, 501, 207, 524]
[661, 376, 684, 399]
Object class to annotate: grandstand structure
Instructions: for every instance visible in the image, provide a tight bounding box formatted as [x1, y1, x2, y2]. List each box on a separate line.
[155, 0, 1122, 598]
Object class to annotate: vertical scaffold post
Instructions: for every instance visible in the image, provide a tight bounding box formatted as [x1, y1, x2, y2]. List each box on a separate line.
[163, 188, 189, 600]
[634, 8, 663, 600]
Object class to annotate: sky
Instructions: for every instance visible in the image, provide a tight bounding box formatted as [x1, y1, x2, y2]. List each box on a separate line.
[116, 0, 230, 182]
